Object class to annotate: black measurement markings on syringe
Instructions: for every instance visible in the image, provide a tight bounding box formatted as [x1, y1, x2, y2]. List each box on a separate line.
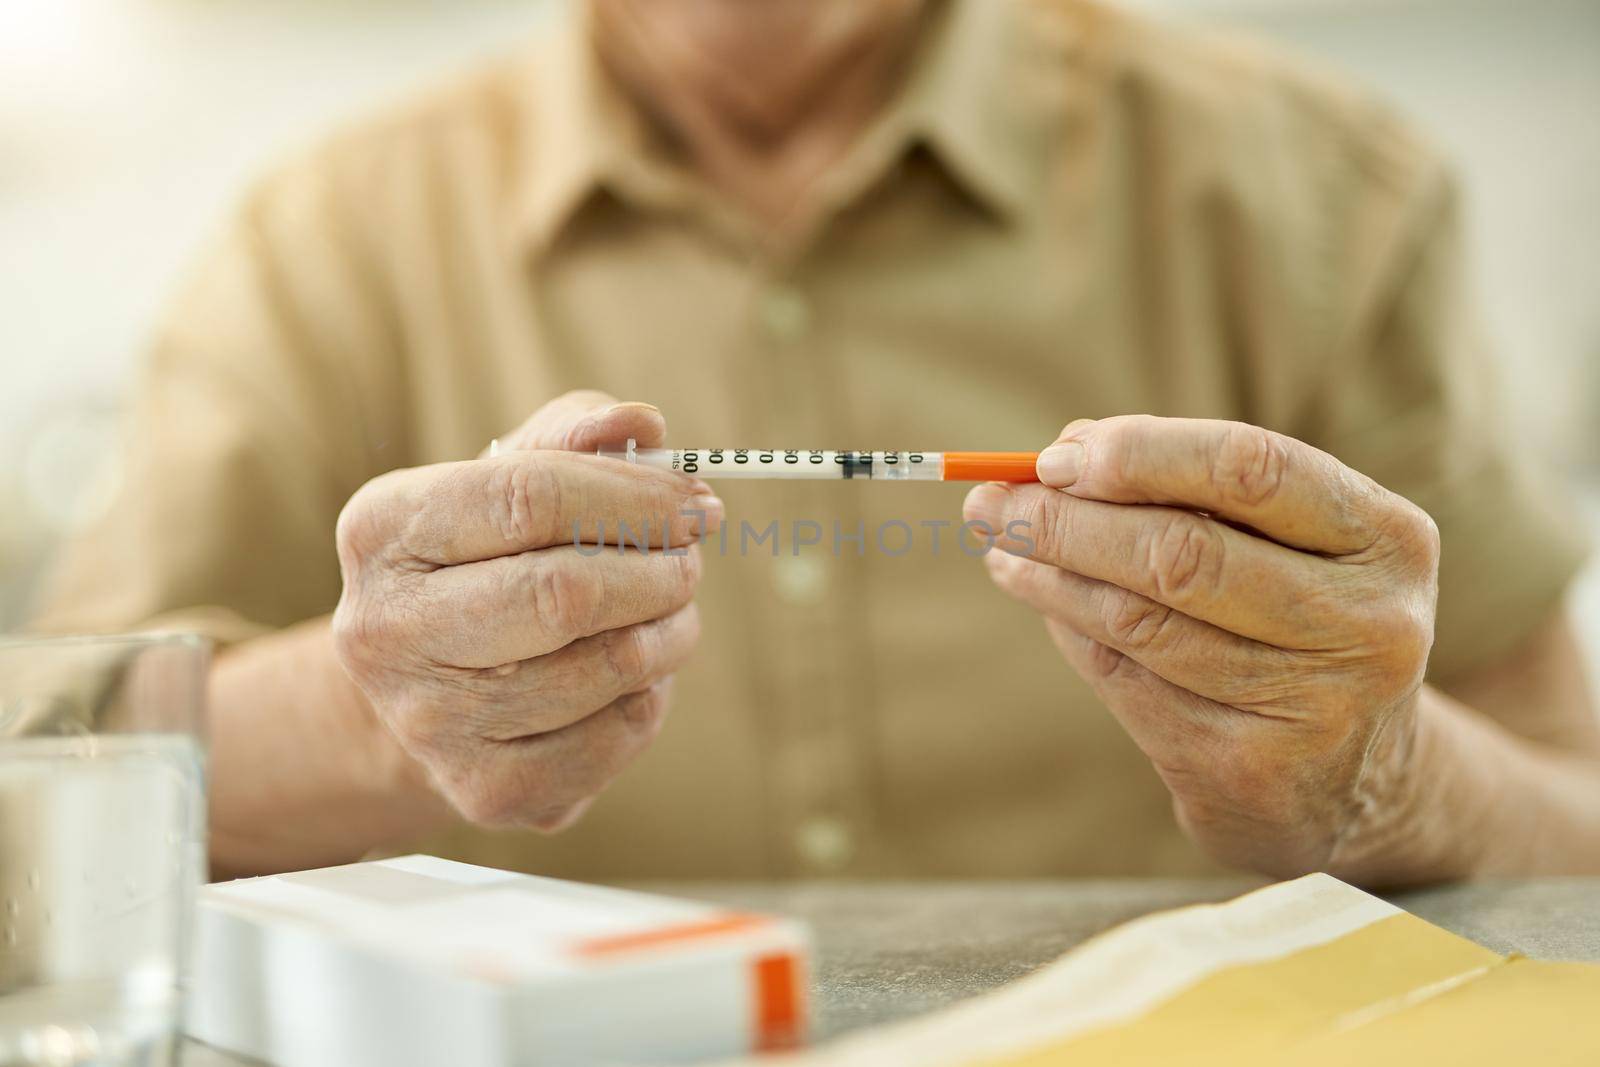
[677, 448, 930, 476]
[838, 451, 870, 479]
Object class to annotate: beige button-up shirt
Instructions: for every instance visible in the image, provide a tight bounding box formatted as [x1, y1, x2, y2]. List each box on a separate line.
[34, 0, 1587, 878]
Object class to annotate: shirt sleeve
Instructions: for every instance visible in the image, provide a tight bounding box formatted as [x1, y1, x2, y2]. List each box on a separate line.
[1297, 161, 1588, 683]
[29, 155, 407, 644]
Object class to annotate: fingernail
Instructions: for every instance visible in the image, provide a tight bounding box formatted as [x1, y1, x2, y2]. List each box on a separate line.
[604, 401, 661, 417]
[586, 402, 656, 433]
[1037, 442, 1085, 487]
[685, 493, 723, 529]
[985, 548, 1024, 577]
[964, 482, 1010, 531]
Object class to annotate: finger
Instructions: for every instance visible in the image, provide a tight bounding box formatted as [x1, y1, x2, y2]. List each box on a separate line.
[424, 604, 700, 738]
[966, 483, 1356, 648]
[490, 391, 668, 454]
[1041, 618, 1245, 782]
[413, 544, 702, 668]
[1036, 415, 1391, 555]
[442, 682, 672, 827]
[530, 796, 594, 834]
[985, 552, 1311, 712]
[353, 451, 722, 566]
[1045, 618, 1335, 873]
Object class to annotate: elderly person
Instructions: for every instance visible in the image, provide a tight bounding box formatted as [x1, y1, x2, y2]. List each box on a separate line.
[34, 0, 1599, 884]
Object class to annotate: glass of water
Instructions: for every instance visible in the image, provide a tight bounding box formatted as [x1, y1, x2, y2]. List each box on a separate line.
[0, 634, 209, 1067]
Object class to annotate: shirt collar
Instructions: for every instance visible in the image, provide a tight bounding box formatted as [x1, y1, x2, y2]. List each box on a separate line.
[510, 0, 1076, 260]
[903, 0, 1046, 223]
[510, 6, 629, 258]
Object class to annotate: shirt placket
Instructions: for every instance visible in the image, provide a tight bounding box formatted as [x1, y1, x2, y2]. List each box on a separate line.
[746, 260, 876, 878]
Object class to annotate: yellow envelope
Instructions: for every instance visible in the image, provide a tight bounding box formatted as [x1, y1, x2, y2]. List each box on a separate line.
[741, 874, 1600, 1067]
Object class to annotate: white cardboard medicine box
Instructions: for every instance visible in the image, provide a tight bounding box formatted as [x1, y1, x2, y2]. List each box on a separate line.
[188, 855, 810, 1067]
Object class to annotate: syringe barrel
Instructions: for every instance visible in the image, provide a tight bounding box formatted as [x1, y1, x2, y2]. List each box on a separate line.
[595, 445, 945, 480]
[593, 442, 1039, 481]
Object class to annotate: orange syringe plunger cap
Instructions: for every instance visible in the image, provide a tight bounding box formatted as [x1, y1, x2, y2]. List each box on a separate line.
[942, 452, 1040, 482]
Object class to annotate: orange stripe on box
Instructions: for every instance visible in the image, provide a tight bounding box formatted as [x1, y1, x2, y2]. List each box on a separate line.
[753, 952, 804, 1051]
[571, 913, 768, 958]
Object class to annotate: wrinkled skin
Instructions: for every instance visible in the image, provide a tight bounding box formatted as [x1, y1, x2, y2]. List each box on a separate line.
[966, 415, 1440, 877]
[332, 391, 721, 831]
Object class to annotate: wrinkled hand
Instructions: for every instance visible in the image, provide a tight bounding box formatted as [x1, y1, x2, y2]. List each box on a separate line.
[332, 391, 720, 831]
[965, 416, 1441, 877]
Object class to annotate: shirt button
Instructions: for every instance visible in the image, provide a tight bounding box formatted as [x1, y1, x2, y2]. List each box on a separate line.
[795, 816, 854, 873]
[772, 554, 828, 607]
[759, 286, 811, 342]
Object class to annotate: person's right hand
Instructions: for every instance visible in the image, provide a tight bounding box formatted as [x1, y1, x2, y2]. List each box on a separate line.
[331, 391, 721, 831]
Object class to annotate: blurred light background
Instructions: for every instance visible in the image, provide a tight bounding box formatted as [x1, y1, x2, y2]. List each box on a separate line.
[2, 0, 1598, 666]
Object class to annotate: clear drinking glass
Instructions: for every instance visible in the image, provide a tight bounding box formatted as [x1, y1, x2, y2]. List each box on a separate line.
[0, 634, 209, 1067]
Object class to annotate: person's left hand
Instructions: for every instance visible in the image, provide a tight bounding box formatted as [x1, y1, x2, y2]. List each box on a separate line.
[963, 415, 1441, 880]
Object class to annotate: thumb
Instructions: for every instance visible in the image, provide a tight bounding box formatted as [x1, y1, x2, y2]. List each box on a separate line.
[484, 389, 668, 456]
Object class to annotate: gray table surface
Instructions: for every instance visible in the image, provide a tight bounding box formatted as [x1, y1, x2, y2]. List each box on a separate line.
[184, 878, 1600, 1063]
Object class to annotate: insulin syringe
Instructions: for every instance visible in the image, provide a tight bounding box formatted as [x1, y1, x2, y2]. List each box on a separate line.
[592, 439, 1040, 482]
